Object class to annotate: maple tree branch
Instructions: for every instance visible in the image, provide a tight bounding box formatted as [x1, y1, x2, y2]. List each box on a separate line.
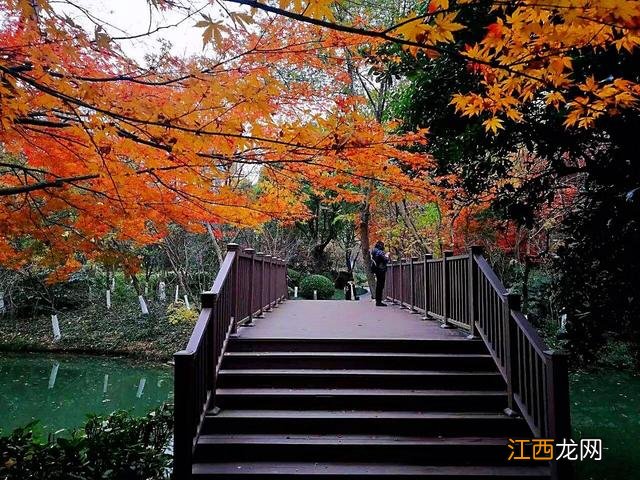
[0, 174, 99, 196]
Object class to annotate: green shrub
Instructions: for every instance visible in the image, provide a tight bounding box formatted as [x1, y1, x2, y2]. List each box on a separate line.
[166, 303, 198, 325]
[287, 269, 303, 288]
[299, 274, 335, 300]
[0, 405, 173, 480]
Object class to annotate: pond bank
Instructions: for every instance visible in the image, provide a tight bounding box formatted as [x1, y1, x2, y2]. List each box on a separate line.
[0, 302, 192, 361]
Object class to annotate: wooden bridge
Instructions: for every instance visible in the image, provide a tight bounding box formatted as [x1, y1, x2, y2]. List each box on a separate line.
[173, 244, 571, 479]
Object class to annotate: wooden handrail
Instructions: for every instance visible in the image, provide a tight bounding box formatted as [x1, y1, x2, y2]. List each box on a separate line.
[384, 247, 571, 479]
[173, 243, 288, 479]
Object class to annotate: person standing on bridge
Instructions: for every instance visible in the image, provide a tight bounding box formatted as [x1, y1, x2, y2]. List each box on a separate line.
[371, 241, 390, 307]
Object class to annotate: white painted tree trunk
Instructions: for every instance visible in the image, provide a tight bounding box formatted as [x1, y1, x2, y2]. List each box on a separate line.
[48, 361, 60, 389]
[136, 377, 146, 398]
[159, 281, 166, 301]
[313, 290, 317, 300]
[106, 290, 111, 309]
[138, 295, 149, 315]
[184, 295, 191, 310]
[144, 285, 148, 296]
[103, 374, 109, 394]
[110, 277, 115, 292]
[294, 286, 298, 298]
[0, 292, 5, 314]
[175, 285, 179, 303]
[51, 314, 61, 341]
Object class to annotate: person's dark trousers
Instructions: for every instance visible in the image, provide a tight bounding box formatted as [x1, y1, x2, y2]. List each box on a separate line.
[375, 270, 386, 305]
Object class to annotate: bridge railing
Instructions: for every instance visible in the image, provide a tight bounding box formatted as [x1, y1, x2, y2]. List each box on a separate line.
[173, 244, 287, 479]
[385, 247, 570, 478]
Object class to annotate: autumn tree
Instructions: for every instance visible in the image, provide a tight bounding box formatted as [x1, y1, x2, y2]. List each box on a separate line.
[0, 0, 435, 283]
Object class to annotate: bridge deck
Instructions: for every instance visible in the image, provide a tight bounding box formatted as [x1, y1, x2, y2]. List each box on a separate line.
[237, 299, 467, 340]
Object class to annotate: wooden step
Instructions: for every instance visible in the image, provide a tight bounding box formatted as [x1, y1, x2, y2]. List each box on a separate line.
[192, 462, 551, 478]
[217, 369, 504, 390]
[202, 410, 530, 436]
[227, 338, 486, 354]
[194, 433, 521, 464]
[214, 387, 508, 411]
[222, 352, 496, 371]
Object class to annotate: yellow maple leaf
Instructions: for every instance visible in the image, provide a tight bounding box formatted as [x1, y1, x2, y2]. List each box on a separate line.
[483, 117, 504, 134]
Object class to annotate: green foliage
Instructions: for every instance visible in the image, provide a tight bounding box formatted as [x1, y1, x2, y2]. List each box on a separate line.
[299, 274, 335, 300]
[353, 272, 368, 286]
[287, 269, 304, 288]
[598, 340, 635, 370]
[0, 405, 173, 480]
[166, 303, 198, 325]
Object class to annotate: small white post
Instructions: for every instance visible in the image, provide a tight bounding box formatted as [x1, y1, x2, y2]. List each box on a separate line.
[110, 277, 115, 292]
[159, 281, 166, 301]
[559, 313, 568, 334]
[48, 361, 60, 389]
[106, 290, 111, 309]
[138, 295, 149, 315]
[175, 285, 179, 303]
[144, 285, 148, 296]
[184, 295, 191, 310]
[103, 374, 109, 394]
[294, 286, 298, 298]
[313, 289, 317, 300]
[51, 314, 61, 341]
[136, 377, 146, 398]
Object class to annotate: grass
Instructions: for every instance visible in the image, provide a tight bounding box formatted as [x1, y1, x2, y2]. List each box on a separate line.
[0, 300, 192, 361]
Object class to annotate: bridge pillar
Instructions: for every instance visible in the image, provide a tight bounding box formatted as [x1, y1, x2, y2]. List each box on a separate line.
[256, 252, 265, 317]
[273, 257, 281, 307]
[410, 257, 419, 313]
[244, 248, 256, 326]
[399, 259, 408, 309]
[421, 253, 433, 320]
[440, 251, 455, 328]
[264, 255, 273, 311]
[467, 245, 483, 338]
[504, 292, 521, 414]
[228, 243, 240, 334]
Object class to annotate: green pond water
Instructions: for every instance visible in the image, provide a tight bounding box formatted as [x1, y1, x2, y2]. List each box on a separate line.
[571, 370, 640, 480]
[0, 353, 173, 435]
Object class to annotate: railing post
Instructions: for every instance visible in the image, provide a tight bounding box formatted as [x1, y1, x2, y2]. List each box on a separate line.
[468, 245, 483, 338]
[282, 260, 288, 301]
[256, 252, 265, 317]
[545, 350, 572, 480]
[173, 351, 194, 480]
[227, 243, 240, 334]
[504, 292, 521, 415]
[389, 262, 395, 303]
[441, 251, 454, 328]
[399, 258, 407, 309]
[244, 248, 256, 325]
[273, 257, 281, 307]
[422, 253, 433, 320]
[410, 257, 418, 313]
[264, 254, 273, 311]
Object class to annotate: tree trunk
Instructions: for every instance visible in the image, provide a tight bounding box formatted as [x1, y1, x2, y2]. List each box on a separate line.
[205, 222, 225, 265]
[522, 256, 531, 314]
[359, 200, 376, 299]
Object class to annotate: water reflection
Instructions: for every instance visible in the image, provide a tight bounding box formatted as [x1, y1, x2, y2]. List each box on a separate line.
[0, 353, 173, 434]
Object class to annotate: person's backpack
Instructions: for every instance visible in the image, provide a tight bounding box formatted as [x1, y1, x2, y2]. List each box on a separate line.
[370, 251, 378, 274]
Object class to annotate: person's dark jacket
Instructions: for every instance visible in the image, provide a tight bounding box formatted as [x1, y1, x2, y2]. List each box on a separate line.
[371, 247, 389, 273]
